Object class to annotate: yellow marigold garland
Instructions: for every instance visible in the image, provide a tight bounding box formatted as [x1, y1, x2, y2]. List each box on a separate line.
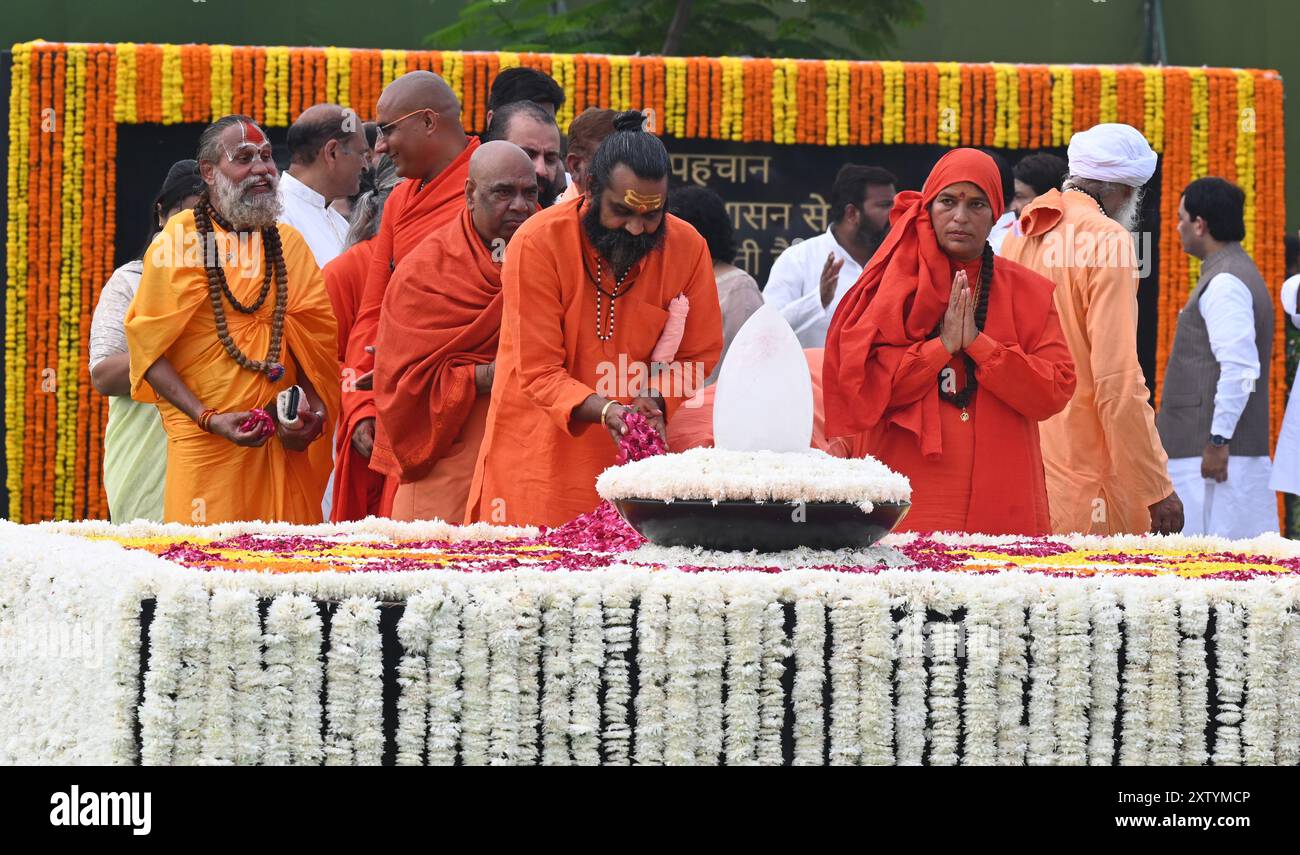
[6, 43, 32, 517]
[1236, 69, 1257, 255]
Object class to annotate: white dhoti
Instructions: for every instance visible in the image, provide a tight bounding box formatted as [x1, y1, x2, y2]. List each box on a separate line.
[1169, 455, 1277, 538]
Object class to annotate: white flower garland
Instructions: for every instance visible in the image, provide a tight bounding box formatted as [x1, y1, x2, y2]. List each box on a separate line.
[541, 589, 574, 765]
[894, 608, 927, 766]
[664, 580, 701, 765]
[792, 593, 827, 766]
[961, 588, 998, 766]
[827, 598, 862, 766]
[757, 601, 790, 766]
[1276, 604, 1300, 766]
[1211, 601, 1245, 766]
[723, 590, 763, 765]
[995, 592, 1028, 765]
[1087, 589, 1122, 766]
[694, 583, 727, 766]
[425, 587, 463, 766]
[324, 597, 383, 766]
[569, 589, 604, 766]
[1052, 588, 1090, 766]
[486, 587, 523, 766]
[928, 618, 960, 766]
[858, 590, 896, 766]
[108, 592, 145, 764]
[633, 588, 668, 765]
[200, 591, 236, 765]
[262, 594, 299, 765]
[1242, 591, 1282, 765]
[513, 586, 543, 765]
[1146, 593, 1182, 765]
[172, 587, 212, 766]
[395, 591, 435, 766]
[1176, 590, 1210, 766]
[287, 594, 324, 765]
[1026, 599, 1057, 765]
[459, 594, 493, 766]
[600, 584, 634, 765]
[1119, 590, 1151, 765]
[224, 589, 264, 766]
[138, 587, 190, 765]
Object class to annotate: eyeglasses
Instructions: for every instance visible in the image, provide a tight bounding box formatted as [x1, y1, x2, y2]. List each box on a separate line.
[376, 108, 436, 140]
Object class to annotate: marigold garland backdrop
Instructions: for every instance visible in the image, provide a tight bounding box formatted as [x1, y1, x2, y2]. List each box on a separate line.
[1, 41, 1288, 522]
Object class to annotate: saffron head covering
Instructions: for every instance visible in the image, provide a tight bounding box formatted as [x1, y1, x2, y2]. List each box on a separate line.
[824, 148, 1003, 436]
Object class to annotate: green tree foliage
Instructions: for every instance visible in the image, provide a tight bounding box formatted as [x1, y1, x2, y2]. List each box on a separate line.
[428, 0, 925, 59]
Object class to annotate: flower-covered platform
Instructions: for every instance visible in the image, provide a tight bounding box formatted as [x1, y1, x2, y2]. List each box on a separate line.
[2, 509, 1298, 765]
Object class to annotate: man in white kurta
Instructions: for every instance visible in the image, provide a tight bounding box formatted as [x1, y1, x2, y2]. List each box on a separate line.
[1269, 273, 1300, 497]
[277, 104, 368, 267]
[1158, 177, 1275, 537]
[763, 165, 895, 347]
[276, 104, 368, 519]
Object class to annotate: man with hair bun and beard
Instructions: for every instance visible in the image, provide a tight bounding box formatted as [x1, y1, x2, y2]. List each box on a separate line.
[465, 110, 724, 527]
[126, 115, 339, 524]
[1002, 122, 1183, 535]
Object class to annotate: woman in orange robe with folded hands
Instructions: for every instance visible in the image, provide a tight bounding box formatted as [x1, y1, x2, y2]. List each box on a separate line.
[824, 148, 1077, 535]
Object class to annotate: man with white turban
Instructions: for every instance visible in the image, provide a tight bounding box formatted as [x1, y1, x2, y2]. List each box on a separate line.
[1002, 123, 1183, 535]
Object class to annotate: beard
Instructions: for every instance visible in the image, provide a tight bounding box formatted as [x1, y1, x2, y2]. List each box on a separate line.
[855, 217, 888, 257]
[537, 172, 562, 209]
[212, 170, 281, 230]
[583, 200, 667, 275]
[1112, 187, 1144, 232]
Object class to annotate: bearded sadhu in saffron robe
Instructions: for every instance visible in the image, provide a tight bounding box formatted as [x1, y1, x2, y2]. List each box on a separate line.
[1001, 189, 1175, 534]
[371, 208, 501, 522]
[824, 149, 1076, 535]
[126, 212, 340, 524]
[667, 348, 852, 457]
[332, 137, 480, 521]
[465, 196, 724, 528]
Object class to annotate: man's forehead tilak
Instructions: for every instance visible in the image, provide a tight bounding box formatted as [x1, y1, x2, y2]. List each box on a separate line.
[622, 188, 663, 213]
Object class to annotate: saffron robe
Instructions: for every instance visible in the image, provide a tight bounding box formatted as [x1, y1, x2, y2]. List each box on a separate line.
[824, 148, 1076, 536]
[1001, 189, 1174, 534]
[125, 211, 340, 524]
[333, 137, 480, 521]
[323, 237, 375, 364]
[465, 196, 724, 527]
[372, 208, 503, 523]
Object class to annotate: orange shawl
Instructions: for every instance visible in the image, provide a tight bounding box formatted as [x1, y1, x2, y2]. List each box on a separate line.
[332, 136, 479, 520]
[371, 207, 502, 481]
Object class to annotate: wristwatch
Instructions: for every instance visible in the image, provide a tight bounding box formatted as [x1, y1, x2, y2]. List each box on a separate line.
[1210, 434, 1231, 447]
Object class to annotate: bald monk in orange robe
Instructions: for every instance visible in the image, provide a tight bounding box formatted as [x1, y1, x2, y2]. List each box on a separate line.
[667, 348, 852, 457]
[127, 116, 338, 524]
[1001, 123, 1182, 535]
[824, 148, 1075, 536]
[333, 71, 480, 522]
[465, 111, 724, 527]
[372, 142, 540, 521]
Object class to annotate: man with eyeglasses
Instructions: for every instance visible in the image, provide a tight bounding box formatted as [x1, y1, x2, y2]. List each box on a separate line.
[333, 70, 480, 522]
[278, 103, 368, 268]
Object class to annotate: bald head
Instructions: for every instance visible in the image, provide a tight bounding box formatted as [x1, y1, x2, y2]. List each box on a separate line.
[378, 70, 459, 117]
[373, 71, 467, 182]
[466, 140, 540, 248]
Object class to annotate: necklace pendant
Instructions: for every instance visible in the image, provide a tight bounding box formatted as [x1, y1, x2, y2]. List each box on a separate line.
[265, 362, 285, 382]
[960, 408, 970, 422]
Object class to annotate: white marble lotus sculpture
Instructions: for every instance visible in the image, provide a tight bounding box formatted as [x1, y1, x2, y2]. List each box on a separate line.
[712, 304, 814, 452]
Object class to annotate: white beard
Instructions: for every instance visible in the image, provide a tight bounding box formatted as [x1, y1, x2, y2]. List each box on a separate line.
[1112, 188, 1143, 232]
[212, 170, 281, 230]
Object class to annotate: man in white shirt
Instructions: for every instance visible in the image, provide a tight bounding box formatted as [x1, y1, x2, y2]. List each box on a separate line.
[278, 103, 368, 267]
[1158, 177, 1275, 537]
[763, 164, 896, 347]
